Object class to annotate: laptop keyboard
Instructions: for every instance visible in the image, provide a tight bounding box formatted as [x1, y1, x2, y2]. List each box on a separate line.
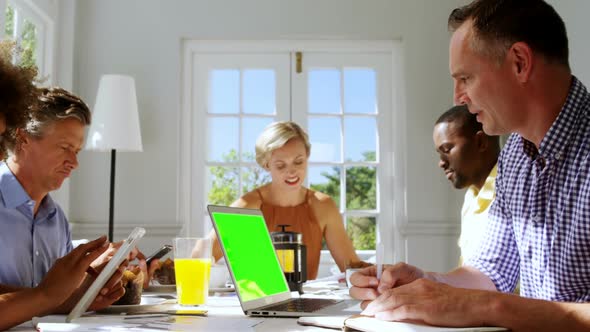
[259, 298, 341, 313]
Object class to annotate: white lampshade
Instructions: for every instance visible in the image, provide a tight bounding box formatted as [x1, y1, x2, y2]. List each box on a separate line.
[85, 75, 143, 151]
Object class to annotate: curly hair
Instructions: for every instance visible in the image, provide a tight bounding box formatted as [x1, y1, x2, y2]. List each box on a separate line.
[0, 41, 38, 158]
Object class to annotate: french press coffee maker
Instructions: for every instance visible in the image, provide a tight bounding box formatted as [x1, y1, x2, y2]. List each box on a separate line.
[270, 224, 307, 294]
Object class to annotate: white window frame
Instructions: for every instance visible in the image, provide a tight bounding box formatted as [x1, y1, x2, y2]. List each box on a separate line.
[0, 0, 55, 84]
[192, 53, 291, 236]
[180, 40, 406, 267]
[291, 51, 393, 266]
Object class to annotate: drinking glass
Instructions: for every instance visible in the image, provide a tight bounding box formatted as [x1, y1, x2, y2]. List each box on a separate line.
[173, 237, 212, 305]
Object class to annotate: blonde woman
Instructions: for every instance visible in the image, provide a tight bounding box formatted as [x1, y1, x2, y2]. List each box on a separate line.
[211, 121, 365, 279]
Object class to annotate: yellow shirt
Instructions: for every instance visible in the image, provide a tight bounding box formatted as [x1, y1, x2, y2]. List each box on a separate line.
[459, 164, 497, 264]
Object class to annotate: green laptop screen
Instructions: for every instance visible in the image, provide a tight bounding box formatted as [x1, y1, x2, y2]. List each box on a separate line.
[212, 211, 289, 302]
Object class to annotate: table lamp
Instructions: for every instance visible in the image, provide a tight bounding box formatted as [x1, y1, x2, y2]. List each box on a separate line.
[85, 74, 143, 241]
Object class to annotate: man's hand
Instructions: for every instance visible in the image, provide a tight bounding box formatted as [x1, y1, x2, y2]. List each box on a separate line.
[132, 250, 161, 288]
[349, 262, 426, 303]
[85, 263, 125, 311]
[361, 278, 492, 327]
[56, 236, 128, 313]
[92, 241, 158, 288]
[91, 241, 127, 268]
[37, 236, 109, 308]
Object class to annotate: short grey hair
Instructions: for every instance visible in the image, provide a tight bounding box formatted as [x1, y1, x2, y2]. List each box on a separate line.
[6, 87, 91, 154]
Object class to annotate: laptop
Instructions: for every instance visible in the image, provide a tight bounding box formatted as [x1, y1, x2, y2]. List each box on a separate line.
[207, 205, 361, 317]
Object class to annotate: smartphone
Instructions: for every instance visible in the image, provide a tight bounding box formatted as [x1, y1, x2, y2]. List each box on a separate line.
[145, 244, 172, 265]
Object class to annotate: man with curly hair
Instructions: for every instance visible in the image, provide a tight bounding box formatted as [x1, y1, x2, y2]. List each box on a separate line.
[0, 43, 124, 329]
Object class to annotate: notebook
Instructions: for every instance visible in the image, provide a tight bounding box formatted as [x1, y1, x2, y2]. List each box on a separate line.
[207, 205, 360, 317]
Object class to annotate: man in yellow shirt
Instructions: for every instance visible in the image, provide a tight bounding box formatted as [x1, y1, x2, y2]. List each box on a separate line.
[433, 105, 500, 264]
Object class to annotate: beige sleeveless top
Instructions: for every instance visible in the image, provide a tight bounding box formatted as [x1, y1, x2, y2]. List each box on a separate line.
[257, 189, 323, 280]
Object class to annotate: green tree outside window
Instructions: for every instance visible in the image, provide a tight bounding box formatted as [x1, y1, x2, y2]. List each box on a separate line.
[207, 149, 270, 205]
[4, 5, 37, 69]
[311, 151, 377, 250]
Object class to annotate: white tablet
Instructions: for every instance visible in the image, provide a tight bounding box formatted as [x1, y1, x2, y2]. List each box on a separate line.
[66, 227, 146, 322]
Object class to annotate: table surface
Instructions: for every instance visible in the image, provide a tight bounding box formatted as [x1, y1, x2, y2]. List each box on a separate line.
[10, 278, 358, 332]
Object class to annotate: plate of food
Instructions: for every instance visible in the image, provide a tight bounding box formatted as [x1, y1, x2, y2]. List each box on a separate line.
[110, 296, 167, 309]
[98, 267, 168, 313]
[98, 296, 168, 314]
[144, 258, 177, 293]
[145, 283, 176, 293]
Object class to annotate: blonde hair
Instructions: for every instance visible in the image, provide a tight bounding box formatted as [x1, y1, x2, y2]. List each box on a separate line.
[255, 121, 311, 168]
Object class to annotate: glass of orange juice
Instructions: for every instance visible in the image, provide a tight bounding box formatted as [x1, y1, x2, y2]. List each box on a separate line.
[173, 237, 212, 305]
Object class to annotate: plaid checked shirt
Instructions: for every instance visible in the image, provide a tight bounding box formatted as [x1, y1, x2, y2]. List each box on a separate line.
[466, 76, 590, 302]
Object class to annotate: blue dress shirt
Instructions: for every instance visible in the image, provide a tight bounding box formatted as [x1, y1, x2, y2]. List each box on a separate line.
[0, 162, 72, 287]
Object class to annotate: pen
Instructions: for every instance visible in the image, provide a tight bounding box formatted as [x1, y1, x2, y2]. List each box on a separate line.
[376, 242, 384, 280]
[123, 314, 169, 320]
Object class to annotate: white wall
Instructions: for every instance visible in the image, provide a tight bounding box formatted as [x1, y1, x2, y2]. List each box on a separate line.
[65, 0, 590, 271]
[67, 0, 469, 270]
[549, 0, 590, 85]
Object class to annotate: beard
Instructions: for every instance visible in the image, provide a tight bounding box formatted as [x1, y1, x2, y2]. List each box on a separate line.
[450, 172, 469, 189]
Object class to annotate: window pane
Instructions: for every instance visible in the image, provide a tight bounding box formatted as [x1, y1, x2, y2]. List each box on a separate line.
[4, 5, 14, 37]
[243, 69, 275, 115]
[344, 117, 377, 162]
[344, 69, 376, 114]
[347, 216, 376, 250]
[206, 166, 239, 205]
[308, 166, 341, 209]
[308, 117, 341, 162]
[346, 166, 377, 210]
[308, 69, 340, 114]
[241, 117, 273, 162]
[209, 69, 239, 114]
[207, 117, 238, 162]
[20, 19, 36, 68]
[241, 166, 271, 195]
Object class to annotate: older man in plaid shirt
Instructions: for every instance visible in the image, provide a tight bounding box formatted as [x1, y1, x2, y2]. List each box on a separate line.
[349, 1, 590, 331]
